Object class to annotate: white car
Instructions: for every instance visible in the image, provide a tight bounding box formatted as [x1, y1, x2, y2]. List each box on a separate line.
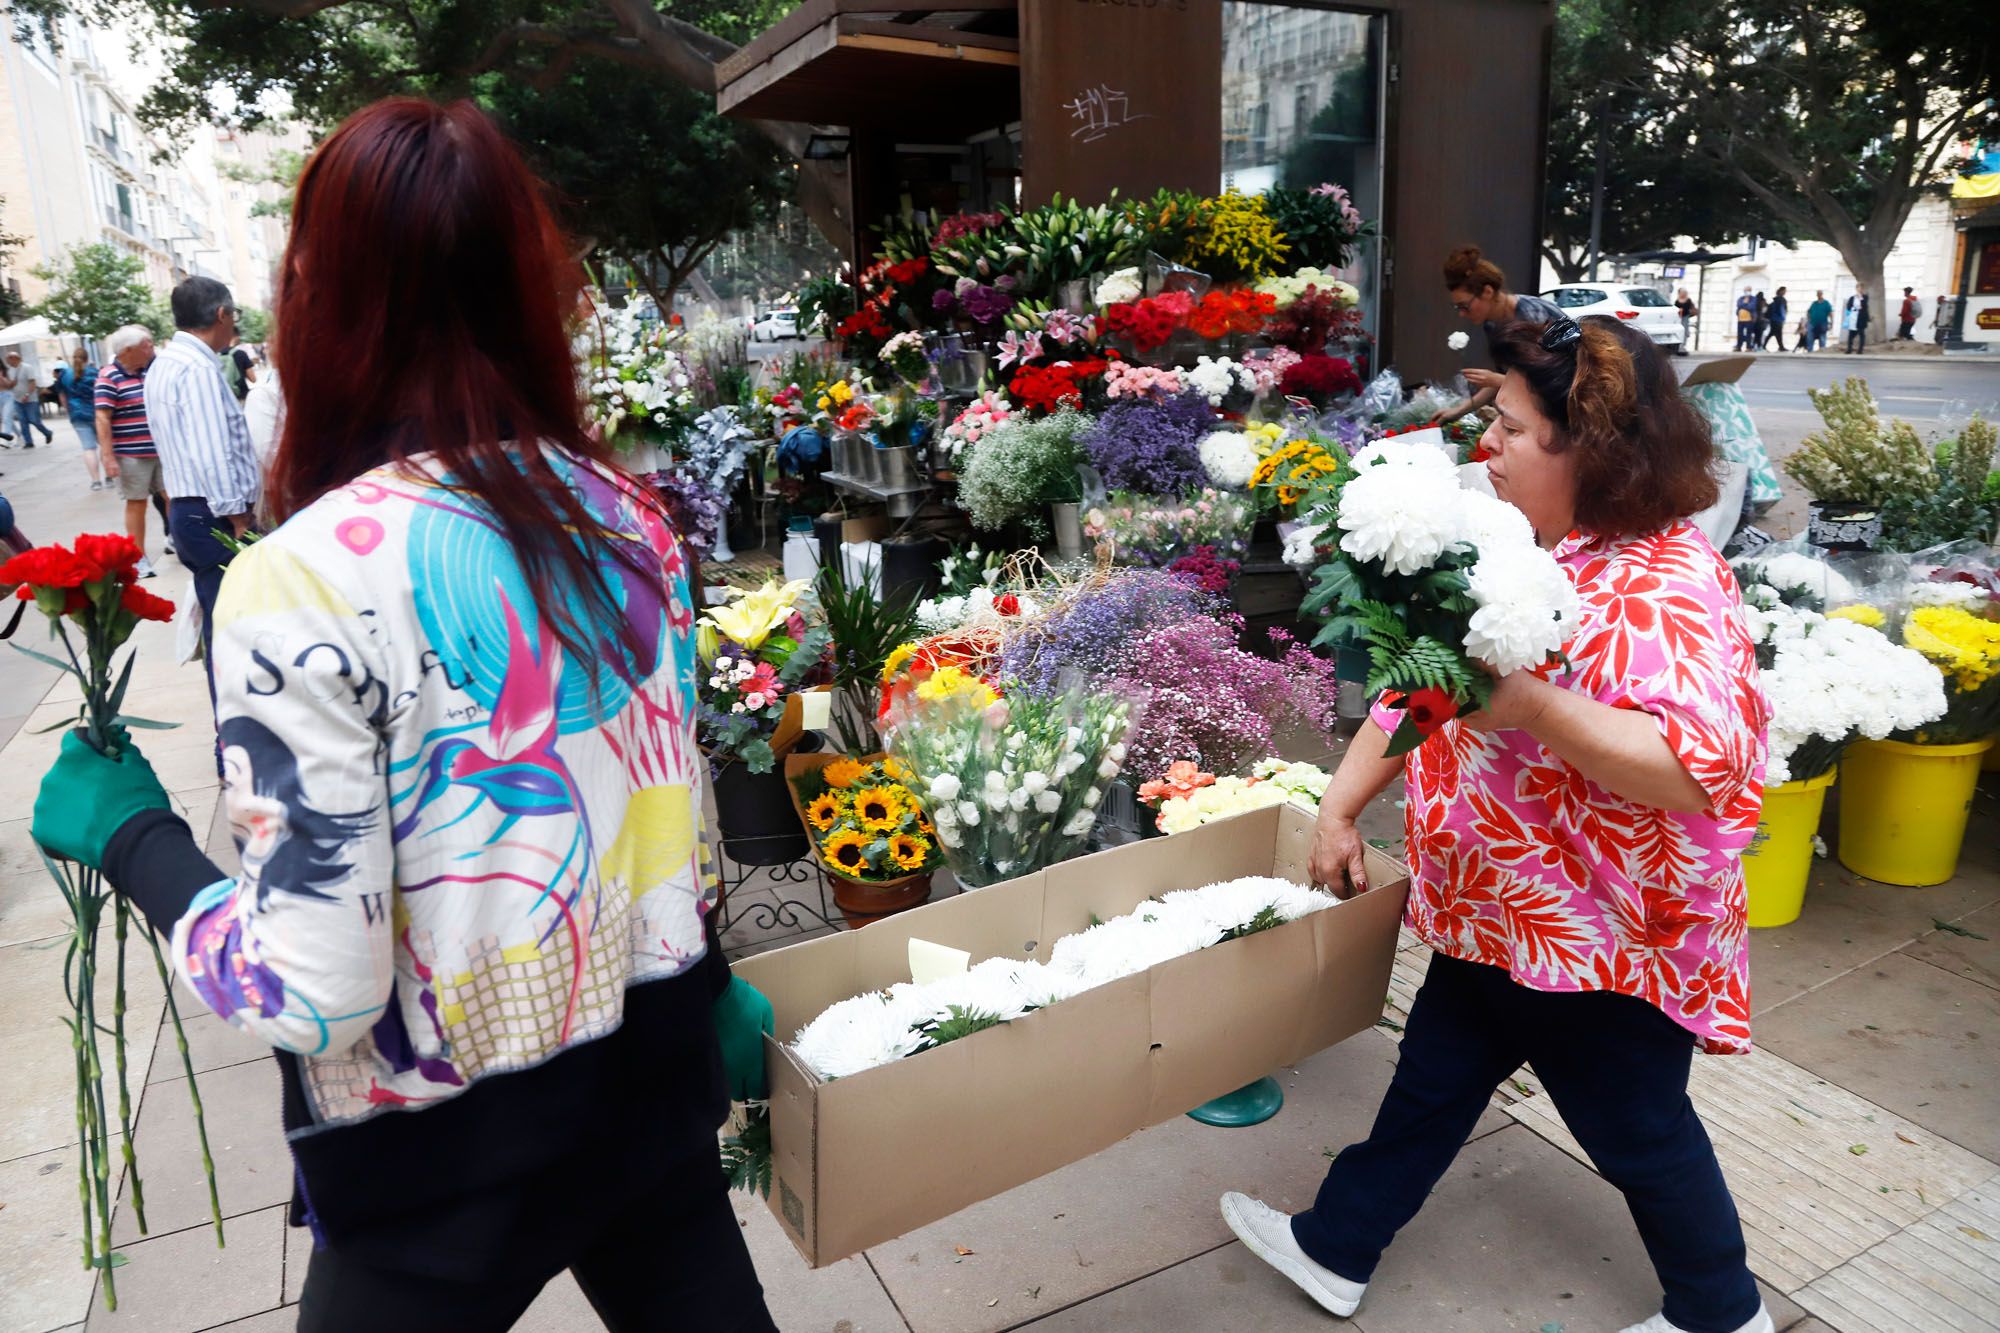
[1540, 285, 1684, 353]
[750, 309, 799, 342]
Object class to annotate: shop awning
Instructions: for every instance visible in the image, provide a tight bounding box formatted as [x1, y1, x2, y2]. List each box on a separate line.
[0, 315, 60, 344]
[716, 0, 1020, 135]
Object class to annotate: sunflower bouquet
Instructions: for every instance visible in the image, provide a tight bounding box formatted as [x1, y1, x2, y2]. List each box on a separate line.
[1250, 436, 1348, 518]
[790, 754, 941, 883]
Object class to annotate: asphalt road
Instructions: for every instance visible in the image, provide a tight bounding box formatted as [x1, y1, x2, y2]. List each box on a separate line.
[1685, 352, 2000, 422]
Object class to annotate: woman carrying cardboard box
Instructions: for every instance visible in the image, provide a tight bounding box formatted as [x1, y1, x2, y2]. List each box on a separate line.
[1221, 314, 1775, 1333]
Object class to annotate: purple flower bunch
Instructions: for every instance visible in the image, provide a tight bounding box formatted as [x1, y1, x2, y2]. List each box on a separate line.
[651, 467, 728, 555]
[997, 568, 1345, 785]
[1082, 392, 1214, 496]
[934, 275, 1018, 326]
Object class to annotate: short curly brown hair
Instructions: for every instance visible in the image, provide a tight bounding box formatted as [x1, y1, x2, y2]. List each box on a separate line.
[1490, 315, 1718, 539]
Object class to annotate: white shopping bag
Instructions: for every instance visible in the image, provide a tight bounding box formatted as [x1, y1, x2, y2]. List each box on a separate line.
[173, 581, 204, 665]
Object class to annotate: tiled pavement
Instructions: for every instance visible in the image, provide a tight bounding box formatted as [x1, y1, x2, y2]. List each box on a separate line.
[2, 438, 1998, 1332]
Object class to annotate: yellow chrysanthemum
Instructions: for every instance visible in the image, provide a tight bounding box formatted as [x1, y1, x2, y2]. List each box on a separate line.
[881, 641, 921, 685]
[820, 827, 871, 874]
[822, 757, 868, 789]
[914, 665, 997, 707]
[805, 793, 845, 831]
[881, 756, 913, 782]
[853, 787, 906, 832]
[1906, 606, 2000, 692]
[1826, 603, 1887, 628]
[888, 834, 929, 872]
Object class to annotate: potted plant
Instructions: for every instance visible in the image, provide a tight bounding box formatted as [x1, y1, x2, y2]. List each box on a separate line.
[787, 752, 938, 926]
[816, 556, 922, 755]
[1782, 378, 1933, 551]
[1735, 580, 1946, 924]
[697, 578, 835, 864]
[1838, 604, 2000, 886]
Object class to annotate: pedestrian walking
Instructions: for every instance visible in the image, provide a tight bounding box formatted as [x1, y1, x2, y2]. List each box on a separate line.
[1674, 288, 1696, 349]
[1219, 312, 1775, 1333]
[29, 96, 780, 1333]
[1734, 290, 1757, 350]
[95, 325, 170, 577]
[1932, 295, 1950, 344]
[1806, 291, 1833, 351]
[1433, 244, 1566, 420]
[53, 347, 104, 489]
[1897, 288, 1921, 340]
[146, 276, 262, 736]
[1846, 294, 1870, 352]
[1762, 287, 1788, 351]
[2, 351, 54, 445]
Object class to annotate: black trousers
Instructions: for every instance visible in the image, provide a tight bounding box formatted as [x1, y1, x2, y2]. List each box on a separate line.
[297, 1169, 778, 1333]
[1291, 953, 1762, 1333]
[1847, 329, 1866, 352]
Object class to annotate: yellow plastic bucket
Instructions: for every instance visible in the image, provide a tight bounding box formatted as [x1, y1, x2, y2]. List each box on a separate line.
[1837, 737, 1997, 887]
[1743, 767, 1836, 927]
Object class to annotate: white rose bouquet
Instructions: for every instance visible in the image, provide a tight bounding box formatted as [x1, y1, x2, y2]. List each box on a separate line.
[1300, 440, 1581, 755]
[885, 681, 1133, 888]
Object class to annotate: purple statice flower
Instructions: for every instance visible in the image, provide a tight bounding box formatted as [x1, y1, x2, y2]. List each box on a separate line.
[1082, 392, 1214, 496]
[1000, 568, 1220, 693]
[652, 467, 726, 555]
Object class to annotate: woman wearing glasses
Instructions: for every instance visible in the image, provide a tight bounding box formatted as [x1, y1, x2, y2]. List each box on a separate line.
[1221, 314, 1774, 1333]
[1432, 244, 1567, 422]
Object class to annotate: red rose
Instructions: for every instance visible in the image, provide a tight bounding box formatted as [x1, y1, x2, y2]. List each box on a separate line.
[72, 532, 143, 581]
[1404, 687, 1459, 736]
[120, 582, 177, 623]
[0, 544, 98, 592]
[995, 593, 1020, 616]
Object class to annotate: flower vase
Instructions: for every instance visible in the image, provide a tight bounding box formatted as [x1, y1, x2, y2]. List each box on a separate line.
[1837, 737, 1996, 886]
[1804, 500, 1883, 552]
[1741, 767, 1835, 927]
[1050, 502, 1086, 560]
[708, 524, 736, 565]
[711, 757, 812, 866]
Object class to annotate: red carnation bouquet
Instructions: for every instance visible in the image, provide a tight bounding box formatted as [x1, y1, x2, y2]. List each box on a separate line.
[1, 534, 221, 1309]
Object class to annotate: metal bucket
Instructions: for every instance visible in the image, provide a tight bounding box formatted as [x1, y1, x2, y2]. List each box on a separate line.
[877, 446, 919, 491]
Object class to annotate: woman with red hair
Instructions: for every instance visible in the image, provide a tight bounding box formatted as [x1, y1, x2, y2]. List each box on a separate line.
[32, 99, 778, 1330]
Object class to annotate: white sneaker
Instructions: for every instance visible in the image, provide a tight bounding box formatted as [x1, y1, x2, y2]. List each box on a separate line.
[136, 556, 156, 579]
[1219, 1191, 1367, 1318]
[1619, 1303, 1773, 1333]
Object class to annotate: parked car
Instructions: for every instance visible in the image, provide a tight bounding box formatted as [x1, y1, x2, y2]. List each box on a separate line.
[751, 309, 800, 341]
[1540, 285, 1684, 353]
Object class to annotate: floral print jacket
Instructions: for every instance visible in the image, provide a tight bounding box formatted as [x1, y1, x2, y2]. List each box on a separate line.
[1378, 521, 1771, 1053]
[172, 448, 711, 1126]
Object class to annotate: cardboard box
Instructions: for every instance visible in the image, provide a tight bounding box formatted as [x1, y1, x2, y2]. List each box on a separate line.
[731, 802, 1411, 1267]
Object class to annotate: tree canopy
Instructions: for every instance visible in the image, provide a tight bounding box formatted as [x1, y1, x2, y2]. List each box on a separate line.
[30, 242, 152, 338]
[1603, 0, 1997, 340]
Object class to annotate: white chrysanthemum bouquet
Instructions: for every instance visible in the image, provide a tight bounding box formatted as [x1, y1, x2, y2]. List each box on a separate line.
[1741, 590, 1947, 785]
[1298, 440, 1580, 755]
[788, 875, 1338, 1080]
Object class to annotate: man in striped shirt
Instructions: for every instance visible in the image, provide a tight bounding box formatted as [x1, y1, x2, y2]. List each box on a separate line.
[95, 324, 166, 577]
[146, 277, 260, 723]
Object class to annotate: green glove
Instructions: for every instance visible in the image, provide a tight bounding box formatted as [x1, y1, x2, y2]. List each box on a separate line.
[713, 975, 775, 1102]
[33, 729, 172, 870]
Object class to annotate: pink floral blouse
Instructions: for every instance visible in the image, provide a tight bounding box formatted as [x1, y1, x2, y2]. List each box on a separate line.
[1377, 522, 1771, 1054]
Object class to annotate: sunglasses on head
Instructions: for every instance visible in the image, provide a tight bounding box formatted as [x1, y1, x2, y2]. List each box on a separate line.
[1540, 315, 1582, 353]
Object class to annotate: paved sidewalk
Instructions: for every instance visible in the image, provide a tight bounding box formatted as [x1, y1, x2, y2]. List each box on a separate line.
[1, 437, 1996, 1332]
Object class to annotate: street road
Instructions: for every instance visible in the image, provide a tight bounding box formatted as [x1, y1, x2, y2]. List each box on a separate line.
[1686, 352, 2000, 422]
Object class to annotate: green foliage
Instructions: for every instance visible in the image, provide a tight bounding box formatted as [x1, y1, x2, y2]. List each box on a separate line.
[796, 274, 855, 339]
[816, 557, 920, 754]
[1877, 417, 1999, 552]
[30, 243, 150, 339]
[486, 59, 789, 308]
[914, 1005, 1006, 1051]
[1219, 905, 1284, 941]
[720, 1103, 774, 1198]
[234, 306, 270, 343]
